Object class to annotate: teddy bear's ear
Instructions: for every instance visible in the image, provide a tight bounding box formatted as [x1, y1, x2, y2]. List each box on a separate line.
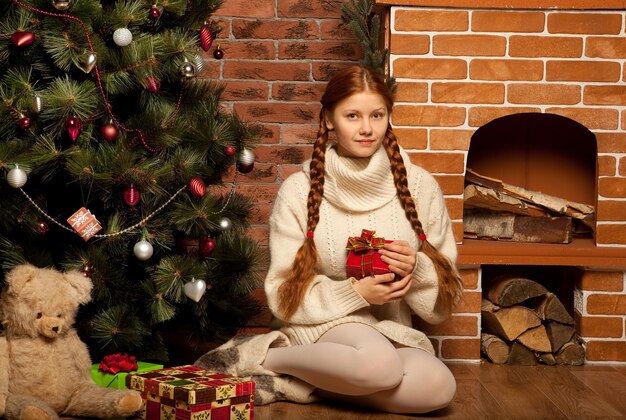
[64, 270, 93, 305]
[4, 263, 38, 295]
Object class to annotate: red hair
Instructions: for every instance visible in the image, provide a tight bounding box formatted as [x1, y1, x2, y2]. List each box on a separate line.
[277, 66, 463, 321]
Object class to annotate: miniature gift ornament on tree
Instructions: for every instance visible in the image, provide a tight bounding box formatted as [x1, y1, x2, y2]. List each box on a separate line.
[345, 229, 392, 279]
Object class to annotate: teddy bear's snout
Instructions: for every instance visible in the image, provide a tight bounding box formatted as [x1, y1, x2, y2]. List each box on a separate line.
[39, 316, 64, 337]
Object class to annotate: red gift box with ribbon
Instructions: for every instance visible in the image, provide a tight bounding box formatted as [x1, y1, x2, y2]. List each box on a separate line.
[345, 229, 392, 279]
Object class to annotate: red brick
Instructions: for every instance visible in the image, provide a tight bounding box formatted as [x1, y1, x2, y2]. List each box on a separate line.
[472, 11, 545, 33]
[459, 268, 479, 289]
[320, 19, 353, 40]
[508, 84, 580, 105]
[282, 125, 317, 144]
[413, 314, 478, 336]
[278, 41, 360, 60]
[234, 103, 320, 124]
[597, 155, 617, 177]
[577, 271, 624, 292]
[255, 124, 281, 145]
[248, 203, 274, 225]
[394, 105, 466, 127]
[441, 338, 480, 360]
[586, 293, 626, 315]
[598, 176, 626, 197]
[452, 221, 464, 243]
[215, 0, 274, 18]
[271, 82, 325, 102]
[453, 291, 481, 314]
[584, 85, 626, 106]
[394, 10, 469, 32]
[214, 41, 276, 59]
[578, 316, 624, 338]
[435, 175, 465, 196]
[238, 184, 280, 205]
[621, 156, 626, 176]
[235, 163, 277, 183]
[430, 129, 473, 151]
[232, 19, 318, 40]
[246, 226, 269, 246]
[595, 132, 626, 153]
[509, 35, 583, 58]
[597, 200, 626, 222]
[431, 82, 504, 104]
[545, 107, 619, 130]
[596, 224, 626, 245]
[253, 145, 311, 165]
[394, 58, 467, 80]
[390, 34, 430, 55]
[546, 61, 620, 82]
[433, 35, 506, 57]
[470, 59, 543, 81]
[311, 62, 357, 81]
[585, 341, 626, 362]
[587, 37, 626, 58]
[277, 0, 344, 18]
[468, 106, 541, 127]
[394, 127, 428, 150]
[224, 61, 310, 81]
[446, 197, 464, 220]
[277, 164, 302, 180]
[395, 82, 428, 103]
[408, 152, 465, 174]
[223, 81, 269, 101]
[548, 13, 622, 35]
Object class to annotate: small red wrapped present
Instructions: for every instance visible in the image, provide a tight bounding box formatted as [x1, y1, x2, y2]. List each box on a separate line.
[345, 229, 392, 279]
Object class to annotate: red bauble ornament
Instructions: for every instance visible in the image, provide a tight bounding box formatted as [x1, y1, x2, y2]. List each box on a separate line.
[188, 177, 206, 197]
[11, 31, 35, 47]
[82, 265, 93, 278]
[146, 76, 160, 93]
[149, 5, 161, 20]
[225, 145, 236, 156]
[123, 185, 141, 206]
[37, 220, 49, 234]
[65, 117, 83, 141]
[199, 24, 214, 52]
[237, 162, 254, 174]
[199, 236, 216, 257]
[18, 116, 31, 130]
[100, 122, 118, 142]
[213, 46, 224, 60]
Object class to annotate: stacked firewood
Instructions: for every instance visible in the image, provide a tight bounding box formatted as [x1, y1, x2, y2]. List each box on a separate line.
[481, 275, 584, 365]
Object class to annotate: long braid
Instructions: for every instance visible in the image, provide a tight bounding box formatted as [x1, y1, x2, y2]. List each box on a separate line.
[383, 128, 463, 314]
[277, 110, 328, 320]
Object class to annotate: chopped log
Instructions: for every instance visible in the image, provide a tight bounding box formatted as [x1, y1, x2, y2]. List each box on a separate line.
[545, 321, 575, 352]
[463, 210, 573, 243]
[517, 324, 551, 353]
[508, 342, 537, 365]
[534, 292, 575, 325]
[481, 333, 510, 364]
[538, 352, 557, 366]
[464, 184, 550, 217]
[555, 340, 585, 366]
[465, 168, 595, 227]
[481, 299, 542, 341]
[487, 276, 549, 307]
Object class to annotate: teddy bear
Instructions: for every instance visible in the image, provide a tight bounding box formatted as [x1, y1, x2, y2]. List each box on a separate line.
[0, 263, 143, 420]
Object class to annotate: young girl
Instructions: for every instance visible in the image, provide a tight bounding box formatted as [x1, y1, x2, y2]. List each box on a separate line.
[196, 65, 463, 414]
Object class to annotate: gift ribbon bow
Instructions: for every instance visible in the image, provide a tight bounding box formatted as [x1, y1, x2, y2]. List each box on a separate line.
[346, 229, 385, 253]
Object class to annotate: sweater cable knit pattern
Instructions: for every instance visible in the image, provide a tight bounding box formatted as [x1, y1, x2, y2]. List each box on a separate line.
[264, 144, 458, 354]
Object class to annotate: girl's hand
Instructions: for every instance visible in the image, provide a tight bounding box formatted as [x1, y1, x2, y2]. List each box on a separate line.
[351, 272, 412, 305]
[378, 240, 417, 279]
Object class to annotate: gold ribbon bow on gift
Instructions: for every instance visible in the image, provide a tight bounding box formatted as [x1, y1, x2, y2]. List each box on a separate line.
[346, 229, 385, 253]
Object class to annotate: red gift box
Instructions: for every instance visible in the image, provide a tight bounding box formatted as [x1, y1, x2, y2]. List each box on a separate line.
[126, 365, 254, 420]
[345, 229, 392, 279]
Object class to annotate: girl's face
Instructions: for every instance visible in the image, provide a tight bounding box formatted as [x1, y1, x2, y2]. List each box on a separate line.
[325, 91, 389, 158]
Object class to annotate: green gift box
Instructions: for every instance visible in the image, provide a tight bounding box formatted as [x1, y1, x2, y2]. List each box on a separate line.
[91, 361, 164, 390]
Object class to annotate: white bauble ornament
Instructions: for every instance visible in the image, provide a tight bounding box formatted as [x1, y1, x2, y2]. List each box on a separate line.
[7, 165, 27, 188]
[113, 28, 133, 47]
[238, 148, 255, 166]
[133, 239, 153, 260]
[218, 216, 232, 231]
[184, 277, 207, 302]
[180, 61, 196, 78]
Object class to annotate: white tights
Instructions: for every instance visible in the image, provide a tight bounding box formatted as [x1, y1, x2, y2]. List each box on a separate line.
[261, 323, 456, 414]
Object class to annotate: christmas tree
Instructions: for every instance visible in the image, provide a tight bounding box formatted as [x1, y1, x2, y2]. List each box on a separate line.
[0, 0, 263, 363]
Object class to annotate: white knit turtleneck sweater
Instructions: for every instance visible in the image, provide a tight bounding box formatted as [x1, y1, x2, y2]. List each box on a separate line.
[264, 144, 458, 354]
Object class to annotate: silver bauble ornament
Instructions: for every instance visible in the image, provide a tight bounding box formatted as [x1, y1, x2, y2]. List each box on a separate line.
[133, 239, 153, 260]
[194, 54, 204, 73]
[180, 60, 196, 78]
[183, 277, 207, 302]
[79, 51, 97, 73]
[31, 95, 44, 114]
[113, 28, 133, 47]
[51, 0, 71, 11]
[218, 216, 233, 231]
[238, 148, 255, 166]
[7, 165, 27, 188]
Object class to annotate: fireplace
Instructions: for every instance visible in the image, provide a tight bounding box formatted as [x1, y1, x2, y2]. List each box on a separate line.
[377, 0, 626, 363]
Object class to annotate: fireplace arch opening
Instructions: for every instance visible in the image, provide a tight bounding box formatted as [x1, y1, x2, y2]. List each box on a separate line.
[464, 112, 597, 242]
